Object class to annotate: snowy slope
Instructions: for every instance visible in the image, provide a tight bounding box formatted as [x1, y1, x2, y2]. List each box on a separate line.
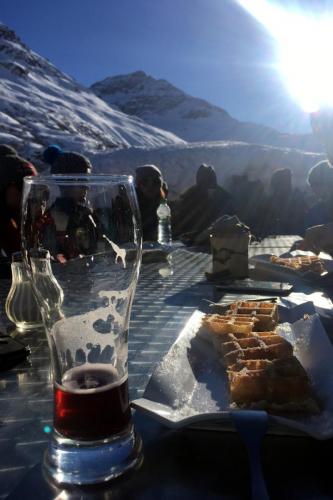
[91, 71, 322, 152]
[93, 141, 324, 198]
[0, 22, 323, 194]
[0, 24, 185, 159]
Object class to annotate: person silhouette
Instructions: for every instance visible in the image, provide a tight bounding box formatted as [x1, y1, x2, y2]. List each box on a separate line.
[39, 150, 96, 261]
[135, 164, 167, 241]
[0, 154, 38, 257]
[172, 164, 235, 245]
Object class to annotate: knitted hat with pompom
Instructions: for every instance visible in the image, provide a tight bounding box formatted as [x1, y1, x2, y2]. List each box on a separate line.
[43, 145, 63, 166]
[51, 151, 92, 175]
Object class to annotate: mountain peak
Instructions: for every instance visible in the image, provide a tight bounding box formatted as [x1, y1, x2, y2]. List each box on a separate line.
[91, 71, 321, 151]
[91, 70, 183, 98]
[0, 23, 20, 43]
[0, 25, 185, 157]
[91, 71, 207, 120]
[130, 70, 147, 78]
[0, 21, 62, 80]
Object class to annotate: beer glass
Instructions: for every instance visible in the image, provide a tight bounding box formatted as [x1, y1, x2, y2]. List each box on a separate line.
[21, 175, 143, 485]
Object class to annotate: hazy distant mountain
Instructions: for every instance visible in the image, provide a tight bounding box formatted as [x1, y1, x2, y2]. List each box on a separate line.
[91, 71, 322, 152]
[93, 140, 323, 198]
[0, 24, 184, 159]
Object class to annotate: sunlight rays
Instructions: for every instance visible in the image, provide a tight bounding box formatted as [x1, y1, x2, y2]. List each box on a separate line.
[237, 0, 333, 112]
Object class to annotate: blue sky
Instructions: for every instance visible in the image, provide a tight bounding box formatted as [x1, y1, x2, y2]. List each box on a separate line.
[1, 0, 312, 133]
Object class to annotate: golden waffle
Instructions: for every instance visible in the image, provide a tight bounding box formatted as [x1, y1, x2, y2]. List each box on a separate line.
[201, 313, 257, 335]
[228, 357, 317, 412]
[227, 300, 278, 331]
[271, 255, 324, 274]
[200, 308, 318, 413]
[218, 334, 292, 367]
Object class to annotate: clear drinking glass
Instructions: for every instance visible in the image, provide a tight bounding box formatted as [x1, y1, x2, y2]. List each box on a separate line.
[5, 251, 43, 331]
[21, 174, 143, 485]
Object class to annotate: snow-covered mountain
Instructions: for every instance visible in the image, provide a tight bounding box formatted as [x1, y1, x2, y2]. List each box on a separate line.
[91, 71, 322, 152]
[0, 24, 184, 160]
[0, 22, 324, 196]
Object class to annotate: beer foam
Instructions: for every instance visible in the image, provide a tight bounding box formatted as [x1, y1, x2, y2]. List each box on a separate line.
[57, 364, 127, 394]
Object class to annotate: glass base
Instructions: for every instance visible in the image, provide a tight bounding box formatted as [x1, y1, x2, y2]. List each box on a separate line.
[44, 425, 143, 485]
[14, 323, 44, 333]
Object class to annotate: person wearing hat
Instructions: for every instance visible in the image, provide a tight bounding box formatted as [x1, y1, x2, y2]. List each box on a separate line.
[303, 161, 333, 229]
[51, 152, 92, 175]
[39, 148, 96, 261]
[172, 164, 235, 246]
[135, 164, 167, 241]
[290, 108, 333, 253]
[260, 168, 306, 236]
[42, 144, 63, 169]
[43, 145, 92, 174]
[0, 144, 18, 158]
[290, 162, 333, 253]
[0, 154, 38, 257]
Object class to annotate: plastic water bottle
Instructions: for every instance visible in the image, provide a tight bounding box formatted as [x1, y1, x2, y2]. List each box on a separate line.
[157, 199, 172, 246]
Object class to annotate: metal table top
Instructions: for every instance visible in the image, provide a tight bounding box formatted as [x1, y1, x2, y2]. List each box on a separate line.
[1, 236, 333, 500]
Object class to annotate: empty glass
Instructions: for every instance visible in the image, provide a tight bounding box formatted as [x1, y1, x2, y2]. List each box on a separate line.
[21, 174, 143, 485]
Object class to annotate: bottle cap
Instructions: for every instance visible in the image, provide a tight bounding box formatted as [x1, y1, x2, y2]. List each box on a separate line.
[12, 251, 23, 263]
[28, 248, 51, 260]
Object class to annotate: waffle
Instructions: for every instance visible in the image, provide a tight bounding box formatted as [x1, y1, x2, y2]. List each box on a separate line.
[271, 255, 324, 274]
[227, 300, 278, 331]
[198, 314, 257, 344]
[228, 357, 318, 411]
[216, 331, 293, 367]
[201, 313, 257, 334]
[200, 306, 318, 413]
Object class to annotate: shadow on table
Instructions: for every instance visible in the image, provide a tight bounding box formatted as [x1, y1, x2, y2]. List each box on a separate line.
[7, 427, 246, 500]
[164, 280, 214, 308]
[8, 417, 333, 500]
[181, 245, 210, 254]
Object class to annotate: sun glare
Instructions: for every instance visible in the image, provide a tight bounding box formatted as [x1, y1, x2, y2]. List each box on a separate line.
[237, 0, 333, 112]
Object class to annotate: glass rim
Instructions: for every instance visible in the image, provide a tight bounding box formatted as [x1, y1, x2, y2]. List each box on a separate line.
[23, 174, 134, 186]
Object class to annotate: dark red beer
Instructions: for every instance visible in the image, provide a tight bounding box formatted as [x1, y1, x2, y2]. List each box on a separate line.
[54, 364, 131, 441]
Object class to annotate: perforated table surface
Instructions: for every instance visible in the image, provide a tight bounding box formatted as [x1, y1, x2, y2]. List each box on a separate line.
[2, 236, 333, 500]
